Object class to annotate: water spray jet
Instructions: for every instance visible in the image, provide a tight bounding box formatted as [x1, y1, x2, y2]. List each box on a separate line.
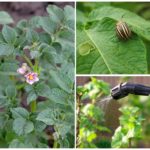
[111, 82, 150, 100]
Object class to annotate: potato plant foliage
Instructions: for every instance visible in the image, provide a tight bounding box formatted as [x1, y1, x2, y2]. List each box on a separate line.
[77, 3, 150, 74]
[77, 78, 146, 148]
[0, 5, 74, 148]
[112, 106, 144, 148]
[76, 78, 111, 148]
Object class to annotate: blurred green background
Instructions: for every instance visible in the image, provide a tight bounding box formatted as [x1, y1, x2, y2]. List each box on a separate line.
[77, 2, 150, 20]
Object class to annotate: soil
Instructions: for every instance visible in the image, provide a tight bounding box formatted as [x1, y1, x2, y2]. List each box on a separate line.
[0, 2, 74, 24]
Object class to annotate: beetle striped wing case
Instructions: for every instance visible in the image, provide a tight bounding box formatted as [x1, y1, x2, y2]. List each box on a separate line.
[116, 21, 131, 40]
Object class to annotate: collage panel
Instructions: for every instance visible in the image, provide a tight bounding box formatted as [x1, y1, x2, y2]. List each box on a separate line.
[76, 2, 150, 74]
[0, 2, 75, 148]
[76, 76, 150, 148]
[0, 0, 150, 149]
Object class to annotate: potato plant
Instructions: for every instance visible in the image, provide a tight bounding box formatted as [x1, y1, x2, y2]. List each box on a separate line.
[76, 78, 111, 148]
[112, 106, 144, 148]
[126, 94, 150, 147]
[0, 4, 74, 148]
[77, 78, 146, 148]
[77, 3, 150, 74]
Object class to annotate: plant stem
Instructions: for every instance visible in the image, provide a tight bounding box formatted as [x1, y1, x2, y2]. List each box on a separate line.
[16, 83, 26, 90]
[97, 91, 104, 99]
[129, 138, 132, 148]
[53, 141, 58, 148]
[92, 99, 96, 104]
[76, 94, 81, 148]
[30, 100, 36, 112]
[23, 55, 34, 70]
[34, 59, 39, 73]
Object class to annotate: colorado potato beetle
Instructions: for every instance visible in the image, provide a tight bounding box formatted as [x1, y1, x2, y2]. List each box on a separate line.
[116, 21, 131, 40]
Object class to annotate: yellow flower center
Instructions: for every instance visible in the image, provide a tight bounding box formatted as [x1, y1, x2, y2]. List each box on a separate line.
[28, 74, 34, 80]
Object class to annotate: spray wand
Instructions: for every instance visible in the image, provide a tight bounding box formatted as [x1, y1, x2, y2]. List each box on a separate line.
[111, 82, 150, 100]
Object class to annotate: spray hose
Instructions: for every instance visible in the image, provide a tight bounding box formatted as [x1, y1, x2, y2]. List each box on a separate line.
[111, 82, 150, 100]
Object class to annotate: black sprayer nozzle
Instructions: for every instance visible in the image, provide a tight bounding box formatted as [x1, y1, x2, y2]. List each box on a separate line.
[111, 82, 150, 100]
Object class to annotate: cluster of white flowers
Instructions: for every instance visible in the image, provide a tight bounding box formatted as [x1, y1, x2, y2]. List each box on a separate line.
[17, 63, 39, 85]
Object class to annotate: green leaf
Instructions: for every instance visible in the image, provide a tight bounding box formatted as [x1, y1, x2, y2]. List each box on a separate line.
[49, 88, 69, 105]
[0, 95, 9, 107]
[37, 143, 49, 148]
[34, 121, 46, 132]
[111, 127, 124, 148]
[0, 11, 13, 24]
[16, 19, 28, 30]
[82, 104, 104, 120]
[26, 29, 39, 43]
[58, 138, 70, 148]
[39, 32, 52, 44]
[14, 33, 26, 48]
[0, 74, 14, 88]
[0, 113, 7, 129]
[30, 50, 40, 59]
[56, 123, 71, 138]
[5, 85, 16, 98]
[52, 42, 62, 53]
[29, 16, 41, 28]
[89, 6, 150, 40]
[35, 83, 70, 105]
[77, 17, 147, 74]
[77, 49, 101, 74]
[9, 139, 26, 148]
[36, 109, 55, 125]
[0, 60, 18, 73]
[78, 42, 94, 56]
[9, 139, 33, 148]
[50, 70, 73, 93]
[27, 91, 38, 105]
[64, 5, 74, 22]
[111, 106, 144, 148]
[47, 5, 64, 24]
[40, 45, 56, 65]
[0, 33, 5, 43]
[25, 84, 34, 93]
[76, 10, 88, 25]
[0, 43, 14, 56]
[57, 29, 74, 49]
[13, 118, 34, 136]
[35, 82, 51, 98]
[64, 6, 75, 30]
[61, 62, 73, 75]
[2, 25, 16, 44]
[39, 17, 58, 34]
[10, 107, 29, 119]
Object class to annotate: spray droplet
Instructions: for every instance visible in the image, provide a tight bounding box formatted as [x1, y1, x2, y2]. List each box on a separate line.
[98, 96, 113, 113]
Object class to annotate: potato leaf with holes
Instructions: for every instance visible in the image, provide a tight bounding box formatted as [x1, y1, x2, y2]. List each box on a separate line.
[77, 6, 149, 74]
